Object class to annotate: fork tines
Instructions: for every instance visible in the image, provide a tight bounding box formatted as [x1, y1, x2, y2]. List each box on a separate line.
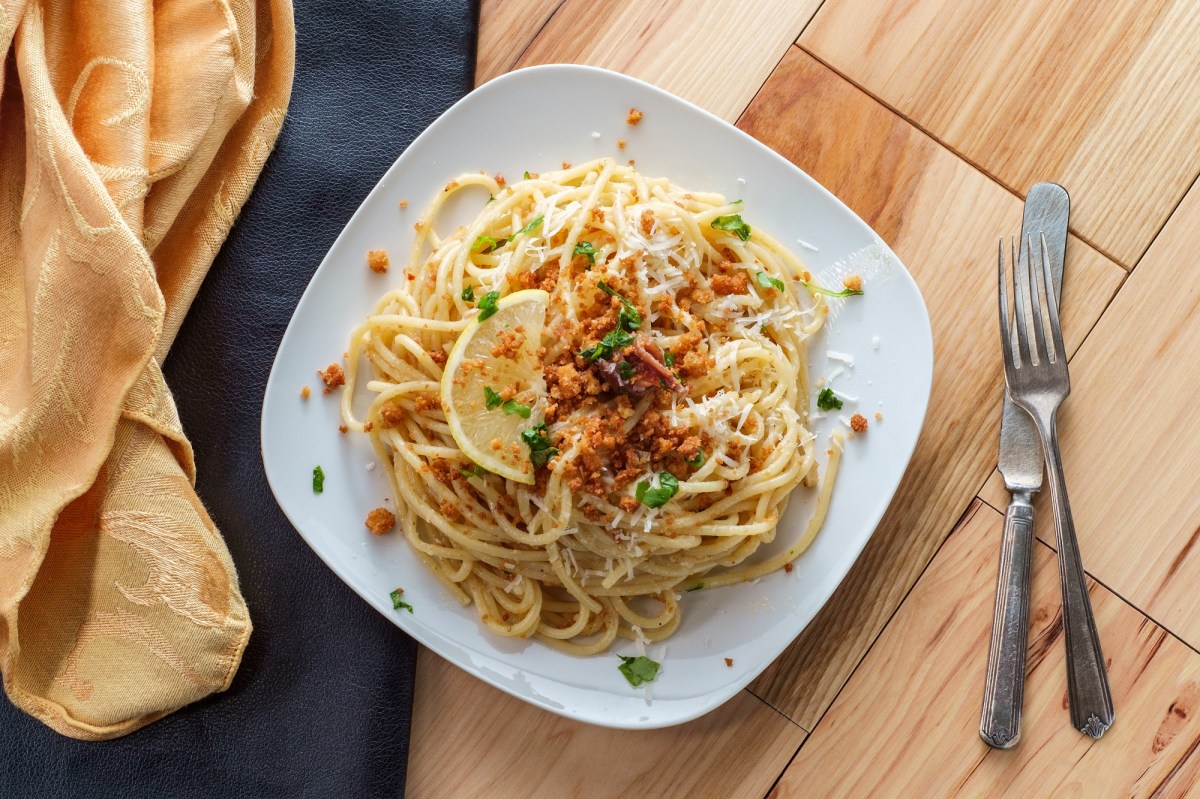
[998, 233, 1066, 380]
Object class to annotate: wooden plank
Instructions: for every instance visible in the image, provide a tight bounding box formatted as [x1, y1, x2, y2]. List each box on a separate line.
[738, 47, 1125, 729]
[771, 502, 1200, 798]
[978, 466, 1008, 513]
[406, 652, 806, 799]
[512, 0, 824, 122]
[800, 0, 1200, 268]
[476, 0, 564, 85]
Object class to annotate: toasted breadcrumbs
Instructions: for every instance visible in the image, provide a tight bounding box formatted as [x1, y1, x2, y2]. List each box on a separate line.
[399, 200, 409, 208]
[711, 272, 749, 295]
[843, 274, 863, 292]
[627, 107, 643, 125]
[617, 138, 627, 150]
[724, 658, 734, 667]
[490, 329, 527, 359]
[318, 363, 345, 393]
[640, 209, 655, 236]
[875, 411, 883, 421]
[367, 249, 389, 273]
[850, 413, 868, 433]
[365, 507, 396, 535]
[561, 161, 572, 169]
[379, 403, 405, 428]
[300, 385, 311, 400]
[338, 424, 348, 434]
[784, 562, 794, 573]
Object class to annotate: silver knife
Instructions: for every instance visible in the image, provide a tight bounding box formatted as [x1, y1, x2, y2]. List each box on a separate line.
[979, 183, 1069, 749]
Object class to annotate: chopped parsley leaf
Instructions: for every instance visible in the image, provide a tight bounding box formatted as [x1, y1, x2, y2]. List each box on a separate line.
[472, 235, 505, 253]
[521, 421, 559, 468]
[817, 387, 843, 411]
[618, 360, 636, 379]
[617, 655, 660, 687]
[573, 241, 597, 264]
[711, 214, 751, 241]
[635, 471, 680, 509]
[484, 386, 503, 410]
[686, 449, 706, 469]
[312, 465, 325, 494]
[461, 285, 475, 302]
[597, 281, 642, 331]
[502, 399, 532, 419]
[756, 271, 786, 292]
[390, 589, 413, 613]
[663, 349, 676, 367]
[513, 214, 544, 237]
[800, 280, 864, 298]
[580, 327, 635, 362]
[617, 305, 641, 333]
[523, 170, 531, 180]
[579, 282, 644, 362]
[477, 291, 501, 321]
[460, 464, 490, 478]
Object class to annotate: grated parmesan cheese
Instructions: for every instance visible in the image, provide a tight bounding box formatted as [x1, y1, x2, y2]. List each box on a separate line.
[736, 402, 753, 432]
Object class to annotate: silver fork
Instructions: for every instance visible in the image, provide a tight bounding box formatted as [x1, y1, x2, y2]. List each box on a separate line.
[998, 233, 1115, 739]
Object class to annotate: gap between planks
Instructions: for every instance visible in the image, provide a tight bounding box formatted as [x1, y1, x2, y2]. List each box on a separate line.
[972, 477, 1200, 670]
[790, 42, 1140, 271]
[755, 501, 987, 798]
[766, 498, 1200, 797]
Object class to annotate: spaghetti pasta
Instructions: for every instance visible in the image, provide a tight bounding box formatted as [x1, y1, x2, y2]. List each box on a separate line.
[342, 157, 844, 655]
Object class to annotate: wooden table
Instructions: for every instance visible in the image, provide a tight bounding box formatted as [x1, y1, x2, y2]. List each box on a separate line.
[408, 2, 1200, 795]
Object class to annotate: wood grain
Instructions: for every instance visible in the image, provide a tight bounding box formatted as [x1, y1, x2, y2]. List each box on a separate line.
[800, 0, 1200, 268]
[771, 502, 1200, 798]
[511, 0, 823, 121]
[738, 47, 1125, 729]
[476, 0, 564, 85]
[978, 179, 1200, 658]
[406, 652, 806, 799]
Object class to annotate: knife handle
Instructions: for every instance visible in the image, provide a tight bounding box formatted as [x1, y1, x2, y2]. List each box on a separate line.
[980, 493, 1035, 749]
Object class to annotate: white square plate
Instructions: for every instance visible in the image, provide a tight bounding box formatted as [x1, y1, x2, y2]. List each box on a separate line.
[261, 65, 933, 728]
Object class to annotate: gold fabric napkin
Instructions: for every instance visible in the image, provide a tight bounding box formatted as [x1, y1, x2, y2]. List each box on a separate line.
[0, 0, 294, 740]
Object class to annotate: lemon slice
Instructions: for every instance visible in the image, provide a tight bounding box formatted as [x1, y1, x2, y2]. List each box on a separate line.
[441, 289, 550, 484]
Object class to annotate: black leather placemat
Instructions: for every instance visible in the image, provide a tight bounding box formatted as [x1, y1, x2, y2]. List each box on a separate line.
[0, 2, 477, 796]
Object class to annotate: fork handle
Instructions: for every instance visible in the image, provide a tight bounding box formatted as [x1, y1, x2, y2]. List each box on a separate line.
[980, 493, 1034, 749]
[1039, 415, 1115, 738]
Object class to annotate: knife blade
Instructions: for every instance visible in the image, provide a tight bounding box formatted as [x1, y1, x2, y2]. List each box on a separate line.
[980, 183, 1069, 749]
